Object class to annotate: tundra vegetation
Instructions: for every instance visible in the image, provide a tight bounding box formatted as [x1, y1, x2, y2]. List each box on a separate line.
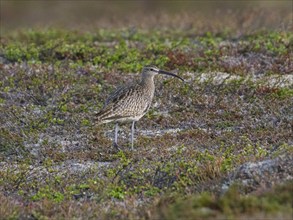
[0, 3, 292, 219]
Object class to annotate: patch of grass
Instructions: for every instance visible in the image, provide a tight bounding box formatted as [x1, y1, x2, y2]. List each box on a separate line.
[0, 26, 292, 219]
[150, 181, 293, 220]
[31, 186, 65, 202]
[1, 29, 292, 74]
[272, 87, 293, 99]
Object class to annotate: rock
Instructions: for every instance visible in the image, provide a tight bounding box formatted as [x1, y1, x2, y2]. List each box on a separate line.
[222, 154, 293, 193]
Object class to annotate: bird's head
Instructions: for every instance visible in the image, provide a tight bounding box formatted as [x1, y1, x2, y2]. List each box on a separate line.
[141, 65, 184, 81]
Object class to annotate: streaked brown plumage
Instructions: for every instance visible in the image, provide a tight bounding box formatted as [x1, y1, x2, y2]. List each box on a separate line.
[95, 65, 184, 150]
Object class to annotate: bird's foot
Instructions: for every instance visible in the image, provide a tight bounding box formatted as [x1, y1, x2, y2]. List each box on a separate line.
[113, 142, 122, 151]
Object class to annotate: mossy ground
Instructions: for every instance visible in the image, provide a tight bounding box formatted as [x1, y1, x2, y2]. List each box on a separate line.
[0, 5, 293, 219]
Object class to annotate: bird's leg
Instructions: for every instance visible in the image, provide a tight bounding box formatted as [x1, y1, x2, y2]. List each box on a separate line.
[131, 121, 135, 150]
[113, 123, 120, 149]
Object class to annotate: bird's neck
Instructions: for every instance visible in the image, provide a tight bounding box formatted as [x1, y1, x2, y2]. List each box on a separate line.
[140, 75, 155, 87]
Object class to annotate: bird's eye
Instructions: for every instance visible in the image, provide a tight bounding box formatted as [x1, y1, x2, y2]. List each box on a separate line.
[150, 68, 154, 71]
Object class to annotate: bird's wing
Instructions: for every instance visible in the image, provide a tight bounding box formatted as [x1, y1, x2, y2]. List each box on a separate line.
[95, 82, 143, 123]
[104, 82, 134, 105]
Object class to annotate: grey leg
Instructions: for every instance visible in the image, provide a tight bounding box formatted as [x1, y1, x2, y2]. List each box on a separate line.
[131, 121, 135, 150]
[113, 123, 119, 149]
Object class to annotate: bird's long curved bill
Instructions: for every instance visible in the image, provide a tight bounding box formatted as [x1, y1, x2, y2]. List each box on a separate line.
[159, 70, 184, 81]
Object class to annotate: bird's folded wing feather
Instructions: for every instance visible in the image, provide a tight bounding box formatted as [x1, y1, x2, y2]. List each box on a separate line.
[95, 82, 140, 122]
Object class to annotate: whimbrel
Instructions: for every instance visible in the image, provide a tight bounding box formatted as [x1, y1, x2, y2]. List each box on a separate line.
[95, 65, 184, 150]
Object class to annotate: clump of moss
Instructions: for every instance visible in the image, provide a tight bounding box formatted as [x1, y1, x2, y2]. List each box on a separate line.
[150, 181, 293, 220]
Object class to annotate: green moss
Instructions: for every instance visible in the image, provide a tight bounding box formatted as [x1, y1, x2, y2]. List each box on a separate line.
[107, 185, 127, 200]
[31, 186, 65, 202]
[153, 181, 293, 219]
[273, 88, 293, 99]
[2, 29, 291, 74]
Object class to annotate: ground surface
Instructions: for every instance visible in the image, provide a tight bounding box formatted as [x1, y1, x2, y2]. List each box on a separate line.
[1, 3, 293, 219]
